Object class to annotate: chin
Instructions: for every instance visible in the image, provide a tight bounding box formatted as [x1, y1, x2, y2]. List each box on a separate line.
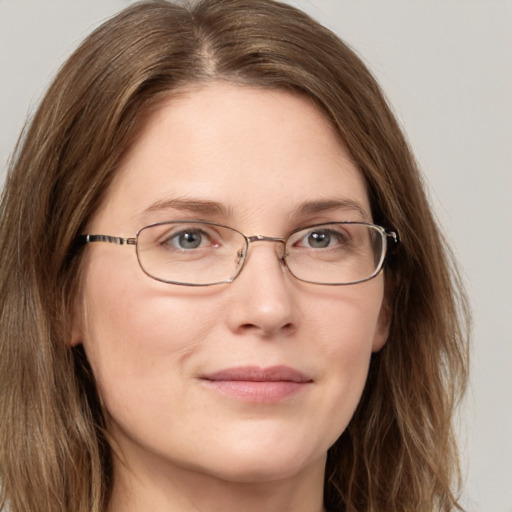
[191, 434, 329, 484]
[205, 453, 325, 484]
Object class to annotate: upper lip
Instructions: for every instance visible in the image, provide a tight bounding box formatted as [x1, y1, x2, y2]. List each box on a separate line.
[201, 365, 312, 383]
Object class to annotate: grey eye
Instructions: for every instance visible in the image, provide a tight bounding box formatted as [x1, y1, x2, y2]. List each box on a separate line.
[307, 231, 331, 248]
[175, 230, 204, 249]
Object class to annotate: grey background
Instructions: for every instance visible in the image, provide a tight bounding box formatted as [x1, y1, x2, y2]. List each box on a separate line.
[1, 1, 511, 511]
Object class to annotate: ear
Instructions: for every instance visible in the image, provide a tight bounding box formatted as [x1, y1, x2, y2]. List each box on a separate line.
[68, 294, 85, 347]
[69, 323, 82, 346]
[69, 314, 83, 347]
[372, 299, 391, 352]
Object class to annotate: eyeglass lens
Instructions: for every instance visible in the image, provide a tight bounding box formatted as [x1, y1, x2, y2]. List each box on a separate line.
[135, 221, 386, 286]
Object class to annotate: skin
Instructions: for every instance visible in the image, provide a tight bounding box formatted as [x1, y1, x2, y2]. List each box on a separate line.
[74, 83, 389, 512]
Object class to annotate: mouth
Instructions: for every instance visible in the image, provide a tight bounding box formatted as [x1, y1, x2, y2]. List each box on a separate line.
[200, 365, 313, 403]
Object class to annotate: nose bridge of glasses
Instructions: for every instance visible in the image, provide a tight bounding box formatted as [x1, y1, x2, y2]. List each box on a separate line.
[246, 234, 286, 244]
[244, 235, 287, 261]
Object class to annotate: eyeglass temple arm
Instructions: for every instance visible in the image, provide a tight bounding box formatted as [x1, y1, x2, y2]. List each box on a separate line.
[77, 228, 399, 247]
[385, 230, 400, 245]
[77, 234, 136, 245]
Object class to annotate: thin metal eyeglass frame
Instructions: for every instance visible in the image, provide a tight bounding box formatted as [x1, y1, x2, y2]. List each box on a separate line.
[77, 220, 400, 286]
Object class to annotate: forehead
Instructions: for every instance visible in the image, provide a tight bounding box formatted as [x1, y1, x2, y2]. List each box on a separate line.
[90, 82, 370, 232]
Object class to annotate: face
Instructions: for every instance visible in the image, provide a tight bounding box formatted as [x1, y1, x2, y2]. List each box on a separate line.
[75, 83, 389, 488]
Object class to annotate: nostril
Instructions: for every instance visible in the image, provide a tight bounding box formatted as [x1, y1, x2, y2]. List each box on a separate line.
[237, 321, 296, 337]
[282, 322, 294, 333]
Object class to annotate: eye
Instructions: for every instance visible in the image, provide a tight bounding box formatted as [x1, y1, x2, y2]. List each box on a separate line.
[175, 230, 205, 249]
[306, 230, 332, 248]
[295, 227, 349, 249]
[160, 228, 218, 250]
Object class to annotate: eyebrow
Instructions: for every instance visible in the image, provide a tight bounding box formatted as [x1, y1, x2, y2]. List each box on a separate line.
[140, 197, 369, 222]
[142, 198, 230, 217]
[291, 198, 370, 220]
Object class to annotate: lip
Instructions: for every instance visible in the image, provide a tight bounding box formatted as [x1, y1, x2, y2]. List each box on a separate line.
[200, 365, 313, 403]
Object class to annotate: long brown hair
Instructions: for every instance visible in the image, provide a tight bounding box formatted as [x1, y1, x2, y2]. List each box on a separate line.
[0, 1, 469, 511]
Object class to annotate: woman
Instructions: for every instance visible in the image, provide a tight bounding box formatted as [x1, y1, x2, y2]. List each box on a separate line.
[0, 1, 469, 511]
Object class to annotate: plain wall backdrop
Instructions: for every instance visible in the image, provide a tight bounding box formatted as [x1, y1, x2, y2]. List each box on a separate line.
[1, 1, 511, 511]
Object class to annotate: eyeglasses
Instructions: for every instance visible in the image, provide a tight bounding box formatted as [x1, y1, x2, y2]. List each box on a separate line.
[78, 220, 399, 286]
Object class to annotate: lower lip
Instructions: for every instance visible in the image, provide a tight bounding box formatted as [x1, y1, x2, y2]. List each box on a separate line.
[202, 380, 310, 403]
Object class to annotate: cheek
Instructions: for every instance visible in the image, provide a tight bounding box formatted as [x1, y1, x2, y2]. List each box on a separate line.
[78, 255, 222, 410]
[303, 282, 385, 426]
[306, 279, 385, 358]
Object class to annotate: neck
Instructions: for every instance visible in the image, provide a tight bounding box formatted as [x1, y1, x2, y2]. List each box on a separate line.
[107, 451, 327, 512]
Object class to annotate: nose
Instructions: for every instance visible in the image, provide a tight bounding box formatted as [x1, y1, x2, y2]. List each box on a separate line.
[225, 240, 298, 338]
